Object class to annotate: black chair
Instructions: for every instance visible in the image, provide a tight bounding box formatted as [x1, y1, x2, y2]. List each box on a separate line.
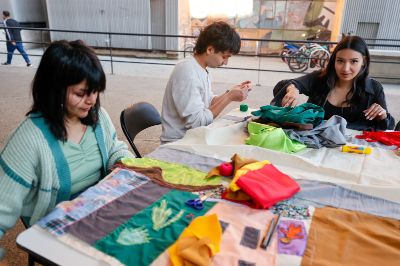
[120, 102, 161, 158]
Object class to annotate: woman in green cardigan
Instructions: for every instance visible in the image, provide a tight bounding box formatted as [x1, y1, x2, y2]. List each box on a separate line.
[0, 40, 133, 254]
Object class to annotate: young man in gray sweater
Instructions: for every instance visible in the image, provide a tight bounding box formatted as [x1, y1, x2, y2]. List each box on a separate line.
[161, 21, 251, 142]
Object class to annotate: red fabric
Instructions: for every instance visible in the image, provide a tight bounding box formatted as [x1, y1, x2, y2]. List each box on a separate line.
[226, 164, 300, 209]
[355, 131, 400, 148]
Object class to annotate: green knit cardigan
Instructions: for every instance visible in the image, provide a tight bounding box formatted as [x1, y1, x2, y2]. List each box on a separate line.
[0, 108, 133, 239]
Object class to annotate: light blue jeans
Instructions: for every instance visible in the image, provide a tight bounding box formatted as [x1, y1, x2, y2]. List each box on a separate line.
[6, 41, 31, 64]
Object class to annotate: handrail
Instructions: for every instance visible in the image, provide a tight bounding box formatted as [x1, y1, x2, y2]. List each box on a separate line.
[1, 26, 399, 81]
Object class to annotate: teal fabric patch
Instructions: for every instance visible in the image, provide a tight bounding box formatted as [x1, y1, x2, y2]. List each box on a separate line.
[94, 190, 215, 266]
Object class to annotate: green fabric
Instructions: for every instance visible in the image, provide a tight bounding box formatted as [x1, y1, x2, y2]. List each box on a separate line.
[246, 122, 306, 153]
[251, 103, 324, 127]
[94, 190, 215, 266]
[121, 157, 221, 186]
[60, 127, 102, 195]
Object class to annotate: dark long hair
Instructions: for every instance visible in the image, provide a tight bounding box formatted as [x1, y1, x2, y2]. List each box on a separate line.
[28, 40, 106, 140]
[313, 35, 370, 106]
[194, 21, 241, 55]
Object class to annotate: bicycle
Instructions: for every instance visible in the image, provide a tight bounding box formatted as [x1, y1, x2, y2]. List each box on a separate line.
[286, 43, 330, 73]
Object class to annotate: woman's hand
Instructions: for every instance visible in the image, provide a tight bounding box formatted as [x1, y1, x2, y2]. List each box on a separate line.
[282, 84, 299, 107]
[363, 103, 387, 121]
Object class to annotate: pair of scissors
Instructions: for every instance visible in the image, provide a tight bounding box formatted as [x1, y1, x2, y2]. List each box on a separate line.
[185, 193, 211, 210]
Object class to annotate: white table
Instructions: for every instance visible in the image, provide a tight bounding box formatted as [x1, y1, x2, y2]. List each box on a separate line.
[17, 108, 400, 265]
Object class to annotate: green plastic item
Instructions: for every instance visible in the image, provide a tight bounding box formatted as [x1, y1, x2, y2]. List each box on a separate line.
[246, 121, 306, 153]
[240, 104, 249, 112]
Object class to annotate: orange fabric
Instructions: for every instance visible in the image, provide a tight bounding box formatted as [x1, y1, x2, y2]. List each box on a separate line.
[301, 207, 400, 266]
[206, 153, 257, 179]
[168, 214, 222, 266]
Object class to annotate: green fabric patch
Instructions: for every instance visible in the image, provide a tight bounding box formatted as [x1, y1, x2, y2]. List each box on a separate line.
[251, 103, 324, 127]
[121, 157, 221, 186]
[246, 122, 306, 153]
[94, 190, 215, 266]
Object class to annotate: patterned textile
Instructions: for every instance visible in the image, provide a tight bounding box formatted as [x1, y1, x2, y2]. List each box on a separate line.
[37, 168, 148, 236]
[67, 181, 171, 244]
[94, 190, 215, 265]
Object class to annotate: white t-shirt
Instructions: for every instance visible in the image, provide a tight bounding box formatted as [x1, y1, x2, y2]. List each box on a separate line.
[161, 57, 215, 142]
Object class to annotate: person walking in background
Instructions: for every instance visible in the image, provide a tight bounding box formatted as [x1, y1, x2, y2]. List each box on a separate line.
[161, 21, 252, 143]
[2, 10, 32, 66]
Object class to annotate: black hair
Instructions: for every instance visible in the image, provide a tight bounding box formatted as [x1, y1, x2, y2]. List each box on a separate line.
[313, 35, 370, 106]
[2, 11, 10, 17]
[194, 21, 241, 55]
[28, 40, 106, 140]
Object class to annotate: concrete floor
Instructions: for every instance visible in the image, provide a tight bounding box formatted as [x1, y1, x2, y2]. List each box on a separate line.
[0, 55, 399, 265]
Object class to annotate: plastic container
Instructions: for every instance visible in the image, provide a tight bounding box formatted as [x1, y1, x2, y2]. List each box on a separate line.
[341, 145, 372, 155]
[240, 104, 248, 112]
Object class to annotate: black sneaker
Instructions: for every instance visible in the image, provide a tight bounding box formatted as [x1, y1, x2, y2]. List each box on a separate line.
[1, 62, 10, 65]
[27, 63, 32, 67]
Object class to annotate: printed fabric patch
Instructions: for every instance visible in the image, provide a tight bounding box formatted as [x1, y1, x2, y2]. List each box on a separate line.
[277, 220, 307, 256]
[37, 168, 149, 236]
[240, 226, 261, 249]
[94, 190, 216, 266]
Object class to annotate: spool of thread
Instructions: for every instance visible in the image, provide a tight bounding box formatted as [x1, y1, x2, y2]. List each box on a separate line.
[341, 145, 372, 155]
[240, 104, 248, 112]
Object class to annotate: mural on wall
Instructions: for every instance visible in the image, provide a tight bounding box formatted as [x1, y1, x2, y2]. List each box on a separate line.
[189, 0, 337, 54]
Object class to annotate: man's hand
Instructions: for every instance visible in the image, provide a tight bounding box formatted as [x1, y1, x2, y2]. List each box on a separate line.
[363, 103, 387, 121]
[282, 84, 299, 107]
[11, 41, 16, 46]
[227, 80, 252, 101]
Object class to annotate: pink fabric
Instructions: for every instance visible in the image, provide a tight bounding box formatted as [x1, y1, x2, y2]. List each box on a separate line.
[206, 202, 277, 265]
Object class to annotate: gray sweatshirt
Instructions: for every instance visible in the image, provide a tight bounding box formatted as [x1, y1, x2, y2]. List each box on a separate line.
[161, 57, 215, 142]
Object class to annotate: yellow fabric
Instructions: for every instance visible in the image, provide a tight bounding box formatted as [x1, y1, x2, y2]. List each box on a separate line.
[206, 153, 257, 179]
[229, 160, 270, 192]
[168, 214, 222, 266]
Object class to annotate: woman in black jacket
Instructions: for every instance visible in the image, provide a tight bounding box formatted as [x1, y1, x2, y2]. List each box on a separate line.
[272, 35, 395, 131]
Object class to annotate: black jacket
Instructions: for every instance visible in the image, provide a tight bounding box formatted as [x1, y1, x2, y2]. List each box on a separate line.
[3, 18, 22, 42]
[271, 71, 395, 131]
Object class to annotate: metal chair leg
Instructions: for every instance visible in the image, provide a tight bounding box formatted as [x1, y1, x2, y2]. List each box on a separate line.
[28, 254, 35, 266]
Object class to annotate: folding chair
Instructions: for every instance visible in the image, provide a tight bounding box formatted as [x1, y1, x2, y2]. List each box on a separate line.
[120, 102, 161, 158]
